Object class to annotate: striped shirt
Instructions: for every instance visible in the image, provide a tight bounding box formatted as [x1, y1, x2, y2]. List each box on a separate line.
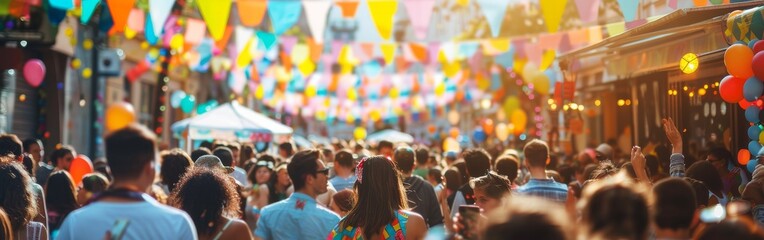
[517, 178, 568, 203]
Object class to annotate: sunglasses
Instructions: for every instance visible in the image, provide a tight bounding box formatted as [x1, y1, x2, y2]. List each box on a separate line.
[316, 167, 330, 175]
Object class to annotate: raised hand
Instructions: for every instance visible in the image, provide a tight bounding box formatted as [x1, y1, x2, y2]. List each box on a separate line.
[631, 146, 650, 183]
[662, 117, 683, 154]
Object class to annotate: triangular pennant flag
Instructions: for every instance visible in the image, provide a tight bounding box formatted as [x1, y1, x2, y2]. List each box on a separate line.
[475, 0, 509, 37]
[336, 0, 360, 18]
[524, 43, 542, 66]
[459, 42, 479, 58]
[380, 43, 396, 65]
[539, 0, 568, 33]
[558, 33, 572, 53]
[185, 18, 207, 46]
[303, 0, 332, 43]
[215, 26, 234, 52]
[256, 31, 277, 50]
[145, 12, 159, 45]
[268, 0, 303, 35]
[360, 42, 376, 58]
[198, 0, 233, 41]
[616, 0, 639, 22]
[106, 0, 135, 34]
[574, 0, 600, 23]
[99, 3, 115, 32]
[489, 39, 511, 52]
[367, 0, 398, 40]
[693, 0, 707, 7]
[403, 0, 435, 39]
[539, 33, 563, 50]
[495, 48, 514, 68]
[281, 36, 298, 54]
[237, 38, 255, 68]
[408, 43, 427, 62]
[237, 0, 267, 27]
[236, 26, 254, 55]
[605, 21, 625, 36]
[307, 38, 323, 62]
[539, 50, 555, 70]
[126, 8, 144, 32]
[149, 0, 175, 37]
[50, 0, 74, 10]
[81, 0, 101, 24]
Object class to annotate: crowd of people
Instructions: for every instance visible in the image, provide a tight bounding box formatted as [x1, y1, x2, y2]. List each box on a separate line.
[0, 118, 763, 239]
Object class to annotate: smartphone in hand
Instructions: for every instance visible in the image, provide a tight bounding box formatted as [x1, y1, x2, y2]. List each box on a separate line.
[110, 219, 130, 240]
[458, 205, 481, 239]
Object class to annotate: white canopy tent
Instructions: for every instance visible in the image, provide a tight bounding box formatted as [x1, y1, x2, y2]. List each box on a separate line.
[171, 101, 293, 151]
[365, 129, 414, 144]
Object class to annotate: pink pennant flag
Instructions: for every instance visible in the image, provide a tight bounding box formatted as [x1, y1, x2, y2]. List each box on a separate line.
[331, 41, 343, 60]
[185, 18, 206, 46]
[126, 8, 144, 32]
[669, 0, 677, 9]
[427, 42, 440, 65]
[280, 36, 298, 54]
[524, 43, 542, 66]
[538, 33, 562, 50]
[403, 0, 435, 40]
[574, 0, 600, 23]
[569, 29, 589, 46]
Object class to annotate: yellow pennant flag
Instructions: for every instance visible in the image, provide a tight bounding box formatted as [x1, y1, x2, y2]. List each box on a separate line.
[197, 0, 233, 40]
[298, 59, 316, 76]
[513, 58, 527, 74]
[539, 0, 567, 33]
[489, 39, 511, 52]
[539, 50, 555, 71]
[367, 0, 398, 40]
[236, 38, 254, 67]
[380, 43, 396, 65]
[443, 61, 460, 78]
[124, 28, 137, 39]
[606, 22, 626, 36]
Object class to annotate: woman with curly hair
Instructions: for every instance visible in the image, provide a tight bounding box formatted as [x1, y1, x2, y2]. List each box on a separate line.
[170, 167, 251, 240]
[0, 162, 47, 240]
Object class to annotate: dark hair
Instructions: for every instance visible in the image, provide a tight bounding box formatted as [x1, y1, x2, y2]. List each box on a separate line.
[686, 161, 723, 197]
[685, 177, 710, 207]
[190, 148, 211, 162]
[582, 182, 650, 240]
[494, 156, 519, 182]
[0, 162, 37, 231]
[49, 146, 75, 166]
[463, 148, 491, 178]
[105, 125, 157, 180]
[199, 141, 213, 150]
[279, 142, 294, 156]
[708, 148, 734, 166]
[170, 168, 241, 236]
[21, 154, 33, 176]
[377, 140, 393, 151]
[81, 173, 110, 193]
[22, 139, 42, 154]
[393, 147, 415, 173]
[240, 144, 255, 162]
[45, 170, 79, 228]
[212, 147, 234, 167]
[444, 168, 462, 192]
[0, 134, 22, 158]
[340, 156, 407, 239]
[523, 139, 549, 168]
[227, 142, 240, 152]
[695, 217, 764, 240]
[287, 149, 321, 191]
[415, 147, 429, 165]
[332, 189, 356, 212]
[453, 160, 469, 184]
[0, 208, 12, 240]
[470, 172, 511, 199]
[653, 178, 696, 230]
[591, 161, 619, 180]
[335, 150, 355, 169]
[483, 196, 572, 240]
[645, 155, 659, 177]
[429, 167, 442, 184]
[247, 161, 274, 185]
[161, 149, 194, 193]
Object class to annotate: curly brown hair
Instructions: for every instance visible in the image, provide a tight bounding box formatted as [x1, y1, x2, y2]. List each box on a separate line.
[0, 161, 37, 231]
[169, 167, 241, 236]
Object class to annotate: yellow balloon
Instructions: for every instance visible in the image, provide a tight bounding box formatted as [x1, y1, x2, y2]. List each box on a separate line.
[346, 114, 355, 124]
[443, 137, 460, 151]
[347, 88, 358, 101]
[760, 130, 764, 145]
[305, 85, 317, 98]
[105, 102, 136, 131]
[170, 34, 185, 51]
[495, 123, 509, 141]
[503, 96, 520, 117]
[435, 82, 446, 96]
[389, 87, 399, 99]
[511, 109, 527, 135]
[82, 39, 93, 50]
[370, 110, 381, 122]
[354, 127, 367, 140]
[82, 68, 92, 79]
[532, 73, 550, 95]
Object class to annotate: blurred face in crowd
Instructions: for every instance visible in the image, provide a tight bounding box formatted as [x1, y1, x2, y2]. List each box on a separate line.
[76, 183, 89, 206]
[58, 152, 75, 171]
[255, 167, 272, 185]
[277, 169, 291, 187]
[380, 147, 393, 158]
[706, 154, 725, 171]
[28, 143, 43, 163]
[474, 188, 501, 213]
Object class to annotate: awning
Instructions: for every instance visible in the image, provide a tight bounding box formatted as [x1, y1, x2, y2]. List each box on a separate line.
[171, 101, 293, 142]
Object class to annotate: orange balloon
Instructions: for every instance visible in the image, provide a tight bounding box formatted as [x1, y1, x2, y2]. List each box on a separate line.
[482, 119, 495, 135]
[725, 44, 754, 79]
[105, 102, 136, 131]
[69, 154, 93, 186]
[427, 124, 437, 134]
[449, 127, 460, 139]
[738, 149, 752, 166]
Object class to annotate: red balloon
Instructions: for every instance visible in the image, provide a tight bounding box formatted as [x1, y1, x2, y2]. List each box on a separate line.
[754, 52, 764, 81]
[720, 75, 746, 103]
[69, 154, 93, 186]
[754, 41, 764, 54]
[740, 99, 754, 109]
[725, 44, 754, 79]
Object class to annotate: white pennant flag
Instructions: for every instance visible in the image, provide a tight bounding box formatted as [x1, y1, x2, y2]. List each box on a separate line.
[303, 0, 332, 43]
[149, 0, 176, 36]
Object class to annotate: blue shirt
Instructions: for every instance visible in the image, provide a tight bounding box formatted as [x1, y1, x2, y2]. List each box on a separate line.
[329, 175, 357, 191]
[517, 178, 568, 203]
[255, 192, 340, 239]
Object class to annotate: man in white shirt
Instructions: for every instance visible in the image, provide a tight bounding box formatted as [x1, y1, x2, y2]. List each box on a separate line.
[56, 124, 196, 240]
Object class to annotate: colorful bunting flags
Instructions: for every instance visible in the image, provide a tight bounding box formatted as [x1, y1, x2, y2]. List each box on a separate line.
[145, 12, 159, 45]
[336, 0, 360, 18]
[185, 18, 207, 46]
[574, 0, 600, 23]
[214, 26, 234, 52]
[198, 0, 233, 41]
[126, 8, 144, 35]
[256, 31, 277, 50]
[149, 0, 175, 37]
[303, 0, 332, 43]
[50, 0, 74, 10]
[403, 0, 435, 40]
[617, 0, 639, 22]
[81, 0, 100, 24]
[475, 0, 510, 37]
[606, 21, 626, 36]
[380, 43, 396, 65]
[367, 0, 398, 40]
[539, 0, 568, 33]
[106, 0, 135, 34]
[268, 0, 303, 35]
[237, 0, 267, 27]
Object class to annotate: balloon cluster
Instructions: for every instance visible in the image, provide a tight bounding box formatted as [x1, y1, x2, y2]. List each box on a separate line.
[171, 90, 197, 114]
[722, 41, 764, 172]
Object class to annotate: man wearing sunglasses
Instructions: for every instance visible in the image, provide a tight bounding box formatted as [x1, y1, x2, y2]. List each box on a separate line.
[255, 149, 340, 240]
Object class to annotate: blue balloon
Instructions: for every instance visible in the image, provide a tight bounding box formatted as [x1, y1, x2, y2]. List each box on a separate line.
[750, 125, 762, 140]
[180, 95, 196, 114]
[746, 106, 761, 123]
[473, 129, 487, 143]
[749, 159, 759, 174]
[170, 90, 186, 108]
[750, 39, 759, 49]
[750, 141, 763, 156]
[744, 77, 764, 101]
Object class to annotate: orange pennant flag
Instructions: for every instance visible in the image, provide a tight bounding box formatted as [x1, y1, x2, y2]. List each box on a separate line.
[360, 43, 376, 58]
[408, 43, 427, 62]
[107, 0, 136, 34]
[215, 26, 234, 52]
[280, 50, 292, 70]
[237, 0, 267, 27]
[336, 0, 360, 18]
[307, 38, 323, 62]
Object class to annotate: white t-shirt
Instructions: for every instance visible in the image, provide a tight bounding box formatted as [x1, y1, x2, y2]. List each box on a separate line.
[55, 193, 197, 240]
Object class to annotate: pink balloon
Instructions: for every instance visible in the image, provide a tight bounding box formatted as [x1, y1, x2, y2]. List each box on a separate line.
[23, 59, 45, 87]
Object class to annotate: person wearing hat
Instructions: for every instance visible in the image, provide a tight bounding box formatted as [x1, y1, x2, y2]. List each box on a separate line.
[329, 150, 357, 191]
[595, 143, 614, 163]
[195, 155, 235, 174]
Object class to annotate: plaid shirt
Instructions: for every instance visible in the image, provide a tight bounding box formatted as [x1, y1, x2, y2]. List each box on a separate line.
[517, 178, 568, 203]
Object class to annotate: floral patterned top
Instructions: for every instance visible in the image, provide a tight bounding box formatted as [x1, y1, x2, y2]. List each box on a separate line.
[327, 210, 409, 240]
